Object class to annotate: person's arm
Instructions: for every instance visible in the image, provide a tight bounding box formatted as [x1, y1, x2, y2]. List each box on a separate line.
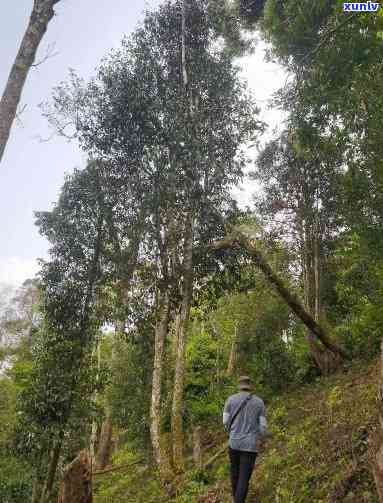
[259, 402, 268, 437]
[223, 398, 231, 431]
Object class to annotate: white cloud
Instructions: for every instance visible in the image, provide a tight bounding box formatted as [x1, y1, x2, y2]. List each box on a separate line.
[231, 41, 287, 209]
[238, 40, 287, 135]
[0, 256, 40, 287]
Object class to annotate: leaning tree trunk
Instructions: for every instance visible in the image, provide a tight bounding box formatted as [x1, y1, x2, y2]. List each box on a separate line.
[171, 216, 194, 473]
[150, 289, 173, 481]
[0, 0, 60, 163]
[57, 450, 92, 503]
[212, 230, 348, 363]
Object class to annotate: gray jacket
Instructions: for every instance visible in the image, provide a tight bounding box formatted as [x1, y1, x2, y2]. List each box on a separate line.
[223, 392, 267, 452]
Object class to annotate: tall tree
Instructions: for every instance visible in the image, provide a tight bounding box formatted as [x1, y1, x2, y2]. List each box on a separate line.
[44, 0, 261, 476]
[16, 166, 105, 502]
[0, 0, 61, 163]
[260, 0, 383, 238]
[254, 126, 343, 373]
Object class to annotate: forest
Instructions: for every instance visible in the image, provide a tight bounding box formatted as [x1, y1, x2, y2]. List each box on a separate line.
[0, 0, 383, 502]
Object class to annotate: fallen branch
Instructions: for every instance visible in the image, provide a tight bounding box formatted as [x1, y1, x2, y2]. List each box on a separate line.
[92, 459, 144, 476]
[203, 444, 227, 469]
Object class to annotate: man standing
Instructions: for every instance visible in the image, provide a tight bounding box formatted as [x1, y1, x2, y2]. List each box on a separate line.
[223, 376, 267, 503]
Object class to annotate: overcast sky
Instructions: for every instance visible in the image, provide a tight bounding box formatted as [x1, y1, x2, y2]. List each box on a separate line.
[0, 0, 285, 287]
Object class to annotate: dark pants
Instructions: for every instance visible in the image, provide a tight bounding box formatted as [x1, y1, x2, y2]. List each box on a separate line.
[229, 447, 257, 503]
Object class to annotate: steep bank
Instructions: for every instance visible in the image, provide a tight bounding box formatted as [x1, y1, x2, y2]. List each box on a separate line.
[94, 359, 379, 502]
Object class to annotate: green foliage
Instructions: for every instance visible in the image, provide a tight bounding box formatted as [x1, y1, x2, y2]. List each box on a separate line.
[3, 0, 383, 500]
[334, 233, 383, 359]
[0, 378, 16, 449]
[185, 322, 228, 424]
[207, 0, 256, 55]
[5, 337, 34, 394]
[4, 165, 106, 498]
[0, 462, 32, 503]
[262, 0, 337, 64]
[213, 286, 298, 395]
[0, 327, 35, 501]
[107, 332, 153, 449]
[175, 481, 209, 503]
[258, 0, 383, 377]
[0, 377, 33, 502]
[94, 444, 166, 503]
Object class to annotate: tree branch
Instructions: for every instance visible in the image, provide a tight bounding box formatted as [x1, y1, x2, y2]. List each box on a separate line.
[31, 43, 58, 68]
[298, 12, 358, 68]
[92, 459, 144, 476]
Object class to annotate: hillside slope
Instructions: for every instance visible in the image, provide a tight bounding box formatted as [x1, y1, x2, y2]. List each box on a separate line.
[94, 360, 379, 502]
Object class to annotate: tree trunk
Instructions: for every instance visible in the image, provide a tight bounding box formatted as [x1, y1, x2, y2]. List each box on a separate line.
[306, 331, 342, 375]
[94, 331, 117, 472]
[302, 222, 340, 375]
[181, 0, 188, 90]
[89, 421, 98, 468]
[169, 0, 195, 473]
[31, 454, 44, 503]
[40, 436, 63, 503]
[150, 289, 173, 481]
[90, 340, 101, 466]
[32, 480, 42, 503]
[95, 416, 113, 471]
[314, 223, 321, 322]
[370, 339, 383, 501]
[171, 216, 194, 473]
[57, 450, 92, 503]
[0, 0, 60, 163]
[226, 323, 237, 376]
[192, 426, 203, 470]
[171, 311, 186, 472]
[212, 231, 348, 361]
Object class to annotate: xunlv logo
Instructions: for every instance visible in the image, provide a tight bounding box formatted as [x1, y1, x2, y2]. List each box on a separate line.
[343, 2, 380, 11]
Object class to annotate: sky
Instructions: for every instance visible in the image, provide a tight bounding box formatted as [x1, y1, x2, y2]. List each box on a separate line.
[0, 0, 285, 287]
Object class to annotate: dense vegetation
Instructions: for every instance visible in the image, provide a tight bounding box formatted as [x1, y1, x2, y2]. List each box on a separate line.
[93, 359, 379, 502]
[1, 0, 383, 501]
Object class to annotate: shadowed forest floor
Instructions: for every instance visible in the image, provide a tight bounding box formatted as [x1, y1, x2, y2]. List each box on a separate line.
[94, 359, 379, 502]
